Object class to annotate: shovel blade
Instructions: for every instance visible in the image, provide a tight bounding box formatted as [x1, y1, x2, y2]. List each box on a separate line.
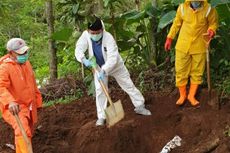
[105, 100, 124, 127]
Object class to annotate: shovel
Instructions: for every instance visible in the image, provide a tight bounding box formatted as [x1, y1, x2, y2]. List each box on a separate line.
[202, 33, 212, 96]
[202, 33, 219, 109]
[15, 114, 33, 153]
[90, 57, 124, 127]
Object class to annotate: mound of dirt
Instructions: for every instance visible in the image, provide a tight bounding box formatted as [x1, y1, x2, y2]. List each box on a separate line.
[0, 88, 230, 153]
[39, 75, 87, 101]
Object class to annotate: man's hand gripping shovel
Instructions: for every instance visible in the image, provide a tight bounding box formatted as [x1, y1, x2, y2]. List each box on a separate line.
[90, 57, 124, 127]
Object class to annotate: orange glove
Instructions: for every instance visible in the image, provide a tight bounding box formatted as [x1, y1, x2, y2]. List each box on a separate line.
[207, 29, 215, 39]
[164, 37, 172, 51]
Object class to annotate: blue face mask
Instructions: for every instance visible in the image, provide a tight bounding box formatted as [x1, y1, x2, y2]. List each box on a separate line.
[17, 53, 29, 64]
[191, 1, 202, 9]
[90, 33, 102, 42]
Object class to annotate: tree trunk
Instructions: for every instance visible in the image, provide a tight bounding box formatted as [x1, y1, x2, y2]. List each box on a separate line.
[150, 0, 157, 66]
[135, 0, 140, 10]
[110, 5, 117, 41]
[98, 0, 103, 11]
[46, 0, 57, 81]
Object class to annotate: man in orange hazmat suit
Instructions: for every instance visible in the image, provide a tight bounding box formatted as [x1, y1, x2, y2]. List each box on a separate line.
[164, 0, 218, 106]
[0, 38, 42, 153]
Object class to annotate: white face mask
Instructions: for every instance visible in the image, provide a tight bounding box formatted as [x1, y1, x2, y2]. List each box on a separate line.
[90, 33, 102, 41]
[191, 1, 202, 9]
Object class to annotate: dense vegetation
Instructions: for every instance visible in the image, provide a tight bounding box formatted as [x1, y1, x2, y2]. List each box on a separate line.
[0, 0, 229, 96]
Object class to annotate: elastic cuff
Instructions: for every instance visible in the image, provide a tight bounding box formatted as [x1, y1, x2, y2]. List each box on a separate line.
[101, 66, 107, 75]
[167, 35, 174, 40]
[167, 37, 173, 41]
[208, 28, 215, 34]
[190, 81, 202, 85]
[81, 57, 86, 62]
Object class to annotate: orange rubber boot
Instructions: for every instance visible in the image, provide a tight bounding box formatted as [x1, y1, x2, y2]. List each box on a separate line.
[176, 86, 187, 105]
[15, 136, 30, 153]
[188, 84, 200, 106]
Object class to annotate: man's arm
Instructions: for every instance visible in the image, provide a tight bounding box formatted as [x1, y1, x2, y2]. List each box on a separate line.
[75, 31, 89, 63]
[101, 33, 119, 74]
[167, 4, 184, 39]
[0, 64, 16, 109]
[207, 8, 218, 33]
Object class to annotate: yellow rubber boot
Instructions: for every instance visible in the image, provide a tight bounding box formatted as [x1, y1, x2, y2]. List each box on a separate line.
[188, 84, 200, 106]
[176, 86, 187, 105]
[15, 136, 30, 153]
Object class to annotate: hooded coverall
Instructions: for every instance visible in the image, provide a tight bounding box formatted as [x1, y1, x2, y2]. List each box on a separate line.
[75, 30, 145, 120]
[0, 54, 42, 153]
[167, 0, 218, 86]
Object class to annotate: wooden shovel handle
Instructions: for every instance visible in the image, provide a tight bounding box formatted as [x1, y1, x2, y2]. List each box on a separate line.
[202, 33, 211, 46]
[203, 33, 211, 94]
[15, 114, 33, 153]
[81, 63, 84, 79]
[92, 68, 114, 107]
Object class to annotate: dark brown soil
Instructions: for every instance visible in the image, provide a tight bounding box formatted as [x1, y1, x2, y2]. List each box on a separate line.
[0, 88, 230, 153]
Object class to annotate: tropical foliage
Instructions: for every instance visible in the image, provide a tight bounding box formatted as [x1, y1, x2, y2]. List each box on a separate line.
[0, 0, 230, 95]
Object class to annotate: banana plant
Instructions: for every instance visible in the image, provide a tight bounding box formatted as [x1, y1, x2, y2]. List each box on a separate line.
[111, 2, 161, 70]
[111, 2, 172, 70]
[103, 0, 134, 40]
[57, 0, 104, 32]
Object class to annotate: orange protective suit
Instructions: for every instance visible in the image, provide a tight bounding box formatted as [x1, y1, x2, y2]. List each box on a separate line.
[0, 54, 42, 152]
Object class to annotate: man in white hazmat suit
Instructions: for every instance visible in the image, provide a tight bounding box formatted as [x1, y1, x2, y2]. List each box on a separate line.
[75, 17, 151, 126]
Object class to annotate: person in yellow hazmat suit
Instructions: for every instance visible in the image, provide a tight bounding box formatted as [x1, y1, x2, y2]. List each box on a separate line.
[164, 0, 218, 106]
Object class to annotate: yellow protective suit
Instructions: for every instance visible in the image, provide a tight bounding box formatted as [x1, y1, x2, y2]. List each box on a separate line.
[167, 0, 218, 86]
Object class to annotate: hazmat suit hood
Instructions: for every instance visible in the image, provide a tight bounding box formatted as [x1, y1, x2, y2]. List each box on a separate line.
[185, 0, 208, 7]
[0, 54, 16, 64]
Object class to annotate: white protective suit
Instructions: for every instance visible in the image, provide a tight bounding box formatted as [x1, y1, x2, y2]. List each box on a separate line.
[75, 30, 145, 119]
